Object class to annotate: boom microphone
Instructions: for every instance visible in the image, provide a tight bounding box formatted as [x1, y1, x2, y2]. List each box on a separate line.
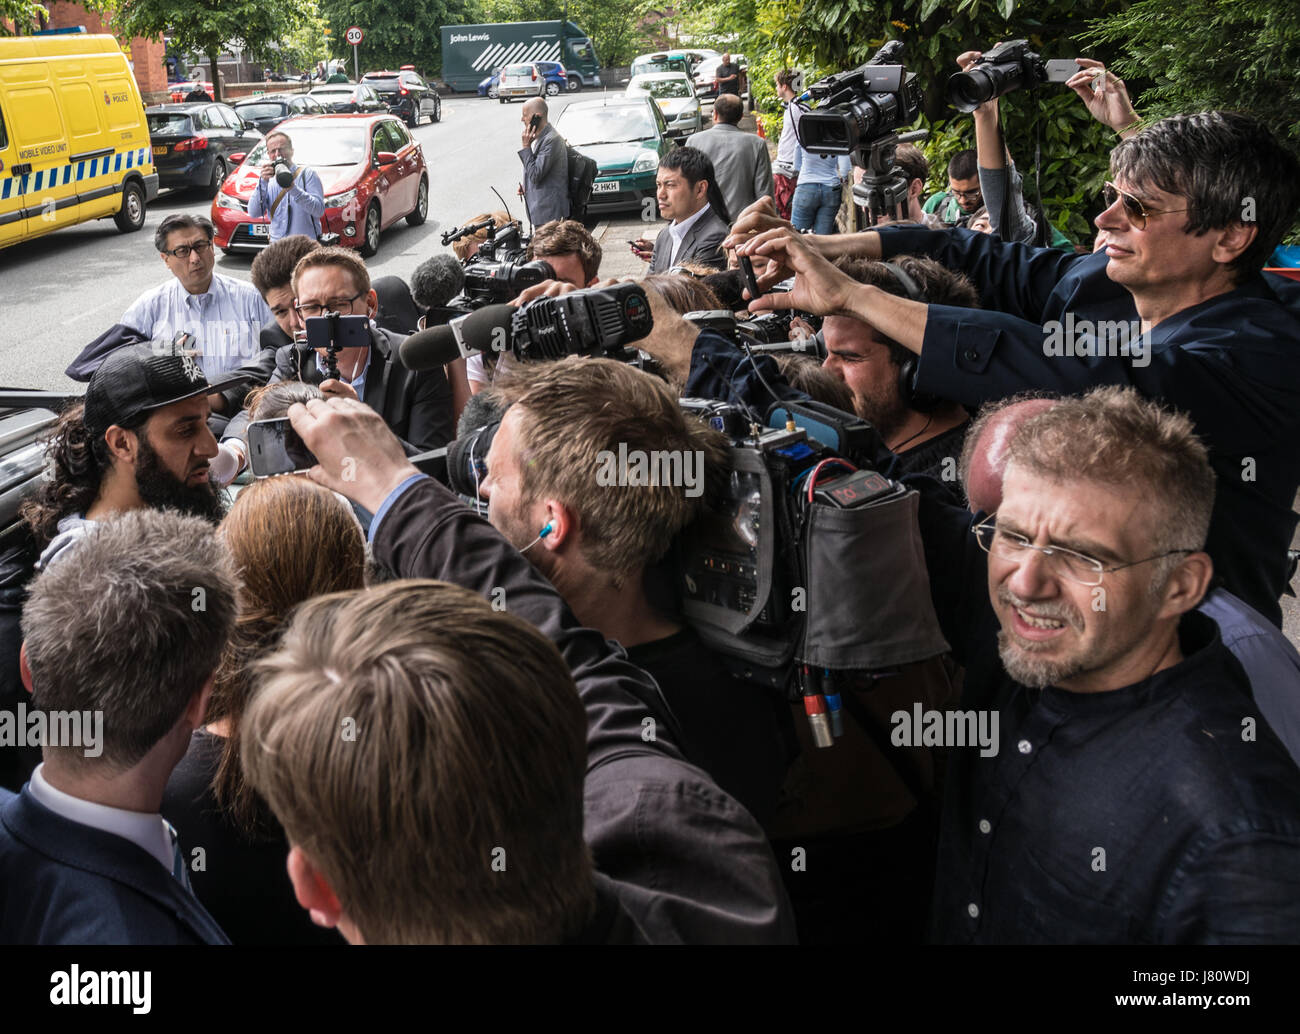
[399, 323, 464, 371]
[411, 254, 467, 310]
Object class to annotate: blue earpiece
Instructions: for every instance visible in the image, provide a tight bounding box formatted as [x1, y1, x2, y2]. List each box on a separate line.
[539, 521, 555, 539]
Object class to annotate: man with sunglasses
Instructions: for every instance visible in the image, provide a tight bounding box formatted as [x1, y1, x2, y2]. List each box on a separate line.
[119, 214, 271, 381]
[731, 110, 1300, 627]
[917, 387, 1300, 942]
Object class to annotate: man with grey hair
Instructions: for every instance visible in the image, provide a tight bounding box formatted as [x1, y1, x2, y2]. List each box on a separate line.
[0, 510, 237, 944]
[517, 97, 569, 227]
[907, 385, 1300, 943]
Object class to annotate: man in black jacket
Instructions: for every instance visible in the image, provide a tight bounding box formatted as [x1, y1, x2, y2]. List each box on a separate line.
[221, 246, 454, 464]
[282, 395, 796, 943]
[731, 111, 1300, 625]
[0, 510, 235, 944]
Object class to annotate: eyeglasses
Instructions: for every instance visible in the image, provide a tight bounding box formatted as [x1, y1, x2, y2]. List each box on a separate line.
[1102, 181, 1187, 230]
[971, 514, 1194, 587]
[950, 187, 982, 200]
[294, 292, 365, 318]
[162, 239, 213, 259]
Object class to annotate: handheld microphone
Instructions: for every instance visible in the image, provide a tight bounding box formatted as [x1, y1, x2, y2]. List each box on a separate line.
[410, 254, 466, 310]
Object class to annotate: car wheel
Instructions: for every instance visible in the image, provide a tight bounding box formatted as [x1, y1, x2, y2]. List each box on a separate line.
[114, 180, 146, 233]
[545, 81, 560, 96]
[406, 177, 428, 226]
[488, 84, 498, 99]
[566, 76, 580, 93]
[204, 158, 226, 199]
[433, 97, 441, 123]
[498, 97, 506, 104]
[358, 201, 381, 257]
[406, 110, 418, 128]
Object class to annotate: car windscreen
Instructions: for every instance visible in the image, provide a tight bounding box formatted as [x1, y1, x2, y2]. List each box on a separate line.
[146, 113, 193, 134]
[233, 103, 288, 120]
[638, 79, 691, 99]
[557, 106, 656, 145]
[243, 124, 369, 167]
[312, 89, 351, 99]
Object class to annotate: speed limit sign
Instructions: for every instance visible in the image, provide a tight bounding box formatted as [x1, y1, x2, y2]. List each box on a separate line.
[345, 26, 364, 45]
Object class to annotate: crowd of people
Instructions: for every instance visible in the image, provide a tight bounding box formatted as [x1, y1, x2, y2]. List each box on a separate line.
[3, 54, 1300, 947]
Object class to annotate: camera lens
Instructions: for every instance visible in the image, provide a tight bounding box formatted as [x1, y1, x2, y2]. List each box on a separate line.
[445, 420, 499, 499]
[947, 69, 996, 112]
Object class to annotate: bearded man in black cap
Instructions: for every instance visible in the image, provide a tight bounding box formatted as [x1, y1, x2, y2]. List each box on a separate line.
[19, 346, 252, 570]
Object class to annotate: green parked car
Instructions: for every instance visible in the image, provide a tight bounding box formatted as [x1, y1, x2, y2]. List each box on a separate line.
[554, 97, 673, 216]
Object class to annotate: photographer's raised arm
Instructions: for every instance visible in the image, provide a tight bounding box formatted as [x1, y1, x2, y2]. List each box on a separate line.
[1068, 59, 1140, 139]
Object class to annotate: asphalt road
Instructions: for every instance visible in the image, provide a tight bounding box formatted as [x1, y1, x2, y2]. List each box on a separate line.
[0, 89, 619, 393]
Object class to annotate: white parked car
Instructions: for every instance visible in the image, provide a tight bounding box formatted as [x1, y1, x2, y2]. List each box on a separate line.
[498, 63, 544, 102]
[626, 72, 702, 138]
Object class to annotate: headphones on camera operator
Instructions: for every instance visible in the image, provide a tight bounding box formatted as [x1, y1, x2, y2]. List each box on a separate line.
[881, 261, 942, 414]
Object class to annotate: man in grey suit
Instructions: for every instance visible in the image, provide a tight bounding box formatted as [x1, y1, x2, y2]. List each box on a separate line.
[518, 98, 570, 228]
[633, 147, 731, 273]
[687, 95, 774, 225]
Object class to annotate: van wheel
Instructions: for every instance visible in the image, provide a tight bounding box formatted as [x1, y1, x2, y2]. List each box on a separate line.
[406, 178, 428, 226]
[358, 201, 381, 256]
[114, 181, 146, 233]
[204, 158, 226, 199]
[567, 77, 581, 92]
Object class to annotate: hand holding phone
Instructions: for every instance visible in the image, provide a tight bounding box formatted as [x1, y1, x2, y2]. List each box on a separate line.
[739, 253, 762, 302]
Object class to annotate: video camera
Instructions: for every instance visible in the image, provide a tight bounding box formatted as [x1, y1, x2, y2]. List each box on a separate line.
[795, 41, 928, 224]
[440, 217, 553, 308]
[946, 40, 1081, 112]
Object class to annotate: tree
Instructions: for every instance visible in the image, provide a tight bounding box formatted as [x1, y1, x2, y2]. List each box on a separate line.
[0, 0, 48, 33]
[317, 0, 485, 79]
[1084, 0, 1300, 149]
[96, 0, 321, 102]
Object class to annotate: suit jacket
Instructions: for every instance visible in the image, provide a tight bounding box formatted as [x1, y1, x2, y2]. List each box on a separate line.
[0, 786, 229, 944]
[877, 224, 1300, 626]
[519, 123, 570, 228]
[223, 324, 454, 454]
[687, 123, 775, 225]
[648, 206, 731, 273]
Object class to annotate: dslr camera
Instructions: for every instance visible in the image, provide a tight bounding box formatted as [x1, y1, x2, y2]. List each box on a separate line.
[947, 40, 1081, 112]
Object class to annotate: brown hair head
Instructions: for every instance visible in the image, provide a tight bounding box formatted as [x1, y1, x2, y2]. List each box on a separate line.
[210, 475, 366, 831]
[240, 579, 594, 944]
[292, 245, 371, 298]
[251, 235, 321, 297]
[528, 219, 602, 282]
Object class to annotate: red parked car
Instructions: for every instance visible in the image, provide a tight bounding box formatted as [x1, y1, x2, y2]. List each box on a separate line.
[210, 114, 429, 257]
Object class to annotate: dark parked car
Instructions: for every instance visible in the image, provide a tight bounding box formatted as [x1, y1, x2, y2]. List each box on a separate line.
[145, 103, 263, 198]
[361, 70, 441, 126]
[309, 82, 387, 113]
[231, 93, 328, 136]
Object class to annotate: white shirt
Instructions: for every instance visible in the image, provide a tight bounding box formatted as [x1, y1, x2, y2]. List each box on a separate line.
[668, 203, 712, 266]
[775, 100, 803, 173]
[120, 273, 272, 379]
[29, 763, 176, 874]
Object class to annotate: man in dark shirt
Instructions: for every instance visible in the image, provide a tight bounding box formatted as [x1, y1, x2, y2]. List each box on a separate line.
[714, 53, 741, 97]
[732, 111, 1300, 624]
[279, 395, 796, 943]
[913, 387, 1300, 942]
[481, 358, 791, 824]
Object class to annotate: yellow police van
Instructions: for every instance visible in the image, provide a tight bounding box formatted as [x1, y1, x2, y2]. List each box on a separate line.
[0, 33, 158, 251]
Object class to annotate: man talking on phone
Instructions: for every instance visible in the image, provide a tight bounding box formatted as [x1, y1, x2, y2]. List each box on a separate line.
[248, 131, 326, 244]
[517, 99, 570, 228]
[221, 248, 453, 472]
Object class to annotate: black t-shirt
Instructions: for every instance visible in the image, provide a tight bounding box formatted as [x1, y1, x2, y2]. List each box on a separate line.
[715, 63, 741, 95]
[162, 730, 344, 945]
[625, 627, 791, 824]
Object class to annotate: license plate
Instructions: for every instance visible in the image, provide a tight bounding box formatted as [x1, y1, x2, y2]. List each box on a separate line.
[592, 181, 619, 194]
[250, 223, 270, 237]
[152, 146, 167, 156]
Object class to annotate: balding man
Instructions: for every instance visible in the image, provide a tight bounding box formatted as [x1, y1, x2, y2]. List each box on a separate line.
[518, 98, 570, 227]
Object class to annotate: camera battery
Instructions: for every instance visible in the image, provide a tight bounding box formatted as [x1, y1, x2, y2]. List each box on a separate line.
[814, 469, 895, 509]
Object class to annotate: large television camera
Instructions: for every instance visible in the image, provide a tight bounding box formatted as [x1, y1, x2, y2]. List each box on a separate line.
[794, 41, 928, 224]
[439, 217, 555, 308]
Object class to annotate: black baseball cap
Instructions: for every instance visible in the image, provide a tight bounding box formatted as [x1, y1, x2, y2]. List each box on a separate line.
[84, 345, 252, 438]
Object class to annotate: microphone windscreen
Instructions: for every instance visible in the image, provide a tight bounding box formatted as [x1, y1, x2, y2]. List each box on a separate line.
[399, 324, 462, 371]
[411, 254, 466, 310]
[458, 304, 516, 355]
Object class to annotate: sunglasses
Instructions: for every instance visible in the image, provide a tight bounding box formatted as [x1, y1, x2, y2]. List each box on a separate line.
[1102, 181, 1187, 230]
